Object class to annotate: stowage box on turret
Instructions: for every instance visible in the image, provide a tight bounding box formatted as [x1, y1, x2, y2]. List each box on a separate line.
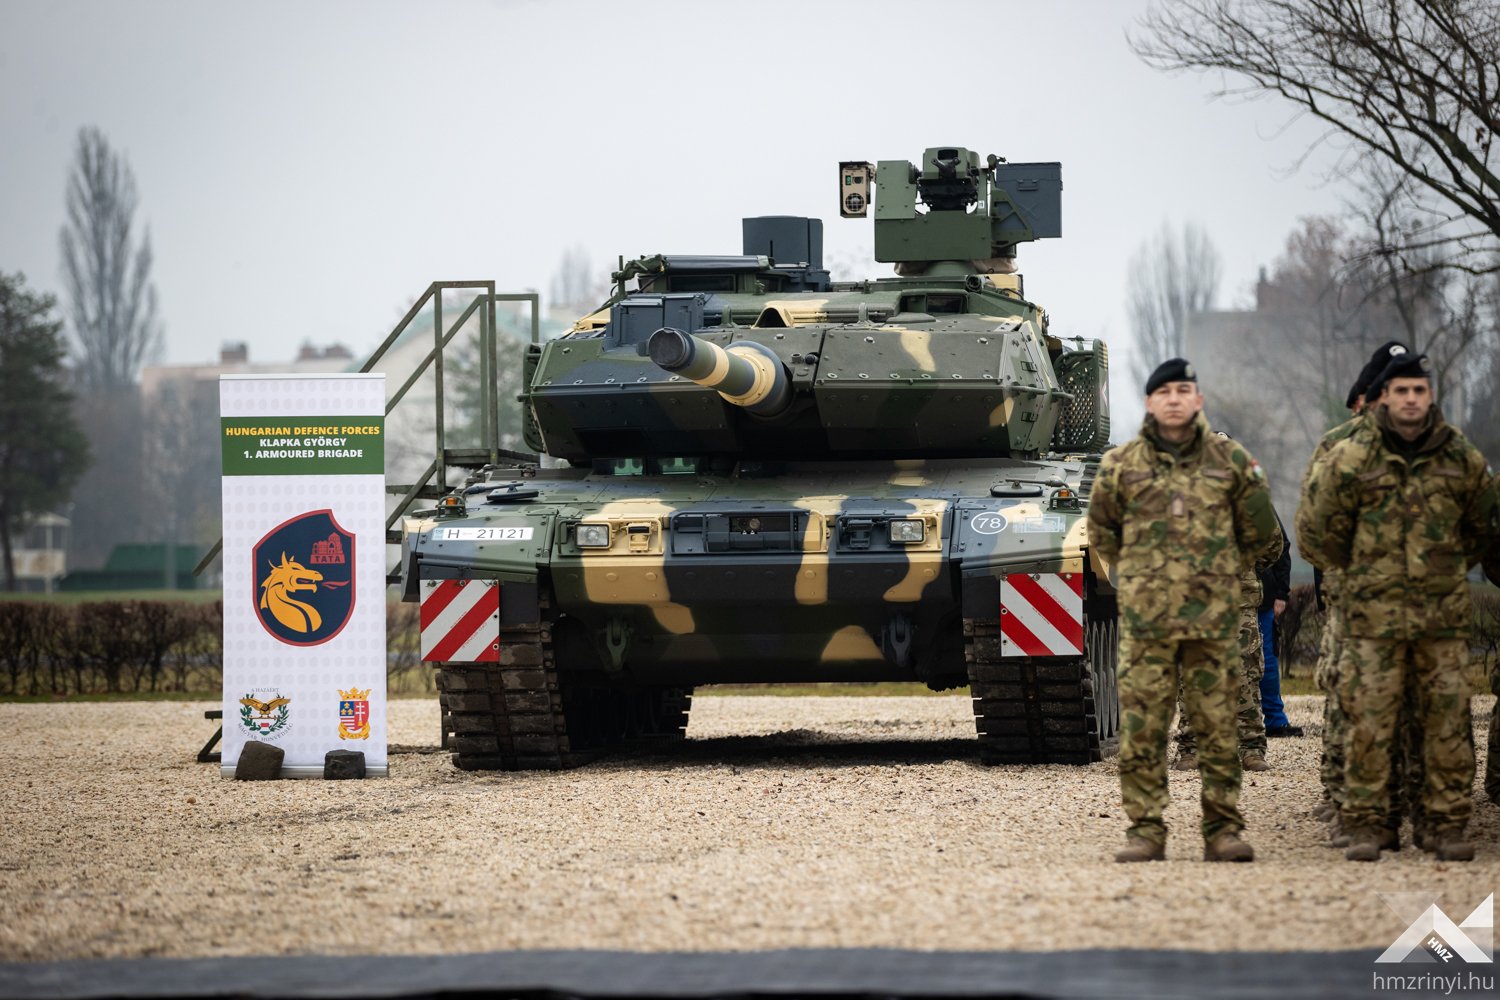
[400, 146, 1118, 769]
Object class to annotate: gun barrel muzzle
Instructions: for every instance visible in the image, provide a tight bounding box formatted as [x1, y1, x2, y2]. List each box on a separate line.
[647, 327, 792, 416]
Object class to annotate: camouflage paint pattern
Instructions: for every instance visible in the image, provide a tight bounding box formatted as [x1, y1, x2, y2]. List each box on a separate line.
[403, 456, 1098, 687]
[1087, 413, 1277, 641]
[400, 158, 1123, 768]
[1338, 637, 1473, 834]
[1118, 634, 1244, 844]
[523, 285, 1096, 465]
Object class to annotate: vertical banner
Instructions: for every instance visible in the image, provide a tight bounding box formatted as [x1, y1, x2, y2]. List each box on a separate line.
[219, 374, 387, 777]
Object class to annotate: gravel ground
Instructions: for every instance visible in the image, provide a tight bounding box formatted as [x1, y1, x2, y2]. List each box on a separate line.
[1, 693, 1495, 962]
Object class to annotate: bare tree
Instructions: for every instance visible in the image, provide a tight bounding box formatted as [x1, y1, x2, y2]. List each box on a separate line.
[1131, 0, 1500, 274]
[1127, 221, 1222, 383]
[1345, 166, 1500, 423]
[548, 245, 608, 315]
[1202, 216, 1410, 515]
[59, 127, 162, 390]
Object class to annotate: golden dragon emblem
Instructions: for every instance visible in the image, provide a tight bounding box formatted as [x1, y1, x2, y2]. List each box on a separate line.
[258, 552, 324, 633]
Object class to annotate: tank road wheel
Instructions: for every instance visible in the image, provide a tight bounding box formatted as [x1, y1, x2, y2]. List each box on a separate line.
[1085, 616, 1120, 750]
[964, 617, 1115, 765]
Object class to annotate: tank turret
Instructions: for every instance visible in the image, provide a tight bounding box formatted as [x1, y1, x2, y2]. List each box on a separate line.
[519, 148, 1106, 465]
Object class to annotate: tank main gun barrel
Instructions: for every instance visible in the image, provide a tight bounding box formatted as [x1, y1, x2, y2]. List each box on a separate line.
[647, 327, 792, 417]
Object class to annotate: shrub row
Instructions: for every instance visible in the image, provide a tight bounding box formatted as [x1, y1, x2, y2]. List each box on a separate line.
[5, 588, 1494, 697]
[0, 600, 438, 697]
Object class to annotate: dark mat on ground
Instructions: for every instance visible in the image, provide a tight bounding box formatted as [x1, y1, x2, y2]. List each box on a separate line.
[1, 947, 1457, 1000]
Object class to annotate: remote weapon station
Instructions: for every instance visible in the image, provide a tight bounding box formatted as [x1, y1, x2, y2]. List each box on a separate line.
[400, 146, 1118, 769]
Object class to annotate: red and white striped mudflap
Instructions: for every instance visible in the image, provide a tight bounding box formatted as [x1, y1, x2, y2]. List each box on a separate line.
[420, 579, 500, 663]
[999, 572, 1084, 658]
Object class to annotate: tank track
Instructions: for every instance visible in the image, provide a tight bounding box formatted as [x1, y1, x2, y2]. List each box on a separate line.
[435, 602, 692, 771]
[964, 616, 1118, 765]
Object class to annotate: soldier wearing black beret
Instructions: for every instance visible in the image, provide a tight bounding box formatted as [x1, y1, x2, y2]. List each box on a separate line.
[1298, 341, 1412, 835]
[1302, 351, 1498, 861]
[1088, 357, 1278, 862]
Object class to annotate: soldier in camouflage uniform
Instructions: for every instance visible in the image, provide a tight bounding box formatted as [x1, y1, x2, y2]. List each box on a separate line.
[1303, 353, 1497, 862]
[1088, 358, 1277, 863]
[1295, 341, 1409, 836]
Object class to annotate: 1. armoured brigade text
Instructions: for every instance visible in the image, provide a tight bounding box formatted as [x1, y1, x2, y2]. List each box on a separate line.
[399, 146, 1119, 769]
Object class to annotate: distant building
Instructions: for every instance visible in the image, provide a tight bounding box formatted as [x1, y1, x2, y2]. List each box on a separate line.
[140, 341, 356, 404]
[59, 543, 201, 591]
[10, 512, 69, 593]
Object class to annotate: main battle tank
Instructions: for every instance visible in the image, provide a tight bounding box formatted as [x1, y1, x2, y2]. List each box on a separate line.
[399, 146, 1119, 769]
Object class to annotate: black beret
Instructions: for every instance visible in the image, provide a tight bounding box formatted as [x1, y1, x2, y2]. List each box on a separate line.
[1366, 352, 1432, 401]
[1145, 357, 1197, 395]
[1345, 341, 1410, 408]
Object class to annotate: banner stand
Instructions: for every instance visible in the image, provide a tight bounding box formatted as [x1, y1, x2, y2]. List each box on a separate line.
[219, 374, 388, 778]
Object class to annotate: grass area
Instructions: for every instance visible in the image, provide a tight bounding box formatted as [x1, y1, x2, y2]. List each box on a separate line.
[0, 589, 222, 605]
[2, 690, 222, 703]
[1278, 672, 1319, 697]
[701, 682, 959, 697]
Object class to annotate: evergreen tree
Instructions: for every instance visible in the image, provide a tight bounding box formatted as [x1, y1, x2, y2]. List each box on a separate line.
[0, 273, 89, 589]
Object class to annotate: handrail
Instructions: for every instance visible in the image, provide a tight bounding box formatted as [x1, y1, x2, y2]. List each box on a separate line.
[193, 282, 542, 580]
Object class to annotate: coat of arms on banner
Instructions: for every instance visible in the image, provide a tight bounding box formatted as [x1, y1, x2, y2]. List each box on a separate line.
[338, 688, 372, 740]
[253, 509, 355, 646]
[238, 690, 292, 739]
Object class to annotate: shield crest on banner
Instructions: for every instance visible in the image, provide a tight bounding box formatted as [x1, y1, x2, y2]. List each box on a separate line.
[339, 688, 371, 740]
[252, 509, 355, 646]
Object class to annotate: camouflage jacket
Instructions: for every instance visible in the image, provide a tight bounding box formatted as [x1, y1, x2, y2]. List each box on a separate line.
[1294, 413, 1365, 603]
[1088, 413, 1278, 640]
[1303, 406, 1497, 639]
[1486, 470, 1500, 588]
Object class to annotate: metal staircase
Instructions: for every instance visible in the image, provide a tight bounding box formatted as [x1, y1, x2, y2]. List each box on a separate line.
[194, 281, 542, 582]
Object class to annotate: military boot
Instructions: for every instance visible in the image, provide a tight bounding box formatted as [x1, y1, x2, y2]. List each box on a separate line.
[1171, 754, 1198, 772]
[1114, 837, 1165, 863]
[1422, 831, 1475, 862]
[1344, 827, 1398, 862]
[1242, 753, 1270, 772]
[1312, 802, 1337, 822]
[1204, 831, 1255, 862]
[1327, 819, 1349, 849]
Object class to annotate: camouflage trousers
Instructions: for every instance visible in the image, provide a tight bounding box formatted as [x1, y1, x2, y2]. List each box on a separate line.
[1486, 659, 1500, 803]
[1315, 605, 1347, 808]
[1324, 617, 1427, 827]
[1119, 634, 1244, 845]
[1338, 637, 1472, 835]
[1174, 605, 1266, 757]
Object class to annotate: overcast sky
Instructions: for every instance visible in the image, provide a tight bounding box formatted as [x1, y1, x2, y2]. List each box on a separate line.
[2, 0, 1352, 431]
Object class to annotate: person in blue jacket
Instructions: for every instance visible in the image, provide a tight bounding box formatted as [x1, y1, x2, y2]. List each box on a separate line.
[1258, 510, 1301, 737]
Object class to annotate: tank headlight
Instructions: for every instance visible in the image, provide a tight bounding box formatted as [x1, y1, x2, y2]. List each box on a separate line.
[889, 518, 925, 543]
[576, 523, 611, 548]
